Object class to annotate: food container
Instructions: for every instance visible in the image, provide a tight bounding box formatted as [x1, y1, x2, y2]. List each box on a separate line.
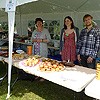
[27, 46, 32, 55]
[96, 61, 100, 80]
[0, 46, 8, 51]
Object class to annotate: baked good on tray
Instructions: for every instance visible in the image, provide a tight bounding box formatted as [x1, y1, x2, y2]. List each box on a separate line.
[12, 54, 24, 60]
[23, 56, 40, 67]
[38, 58, 65, 72]
[60, 61, 75, 67]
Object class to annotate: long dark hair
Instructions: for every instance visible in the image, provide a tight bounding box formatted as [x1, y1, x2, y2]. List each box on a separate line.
[64, 16, 74, 29]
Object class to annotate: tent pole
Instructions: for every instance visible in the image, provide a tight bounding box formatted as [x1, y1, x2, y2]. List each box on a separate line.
[5, 0, 16, 99]
[6, 11, 15, 100]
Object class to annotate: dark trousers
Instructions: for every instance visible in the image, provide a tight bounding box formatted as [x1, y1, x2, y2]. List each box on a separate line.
[79, 55, 96, 69]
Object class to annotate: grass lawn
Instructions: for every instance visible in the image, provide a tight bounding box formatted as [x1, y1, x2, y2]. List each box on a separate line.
[0, 61, 94, 100]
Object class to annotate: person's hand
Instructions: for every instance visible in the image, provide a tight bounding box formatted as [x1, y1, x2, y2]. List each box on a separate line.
[87, 57, 93, 63]
[77, 55, 81, 62]
[60, 52, 62, 55]
[42, 39, 48, 43]
[36, 39, 42, 42]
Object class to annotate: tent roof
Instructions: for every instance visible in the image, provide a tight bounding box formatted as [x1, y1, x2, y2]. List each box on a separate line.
[15, 0, 100, 14]
[0, 0, 100, 16]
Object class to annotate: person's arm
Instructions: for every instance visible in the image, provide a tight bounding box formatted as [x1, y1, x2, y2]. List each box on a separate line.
[76, 31, 82, 62]
[74, 27, 79, 43]
[75, 27, 79, 41]
[32, 39, 42, 42]
[89, 29, 100, 59]
[31, 30, 42, 43]
[43, 29, 51, 43]
[59, 28, 64, 53]
[31, 30, 46, 43]
[76, 30, 83, 55]
[87, 29, 100, 63]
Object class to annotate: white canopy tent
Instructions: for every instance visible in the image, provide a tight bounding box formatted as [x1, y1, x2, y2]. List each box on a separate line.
[15, 0, 100, 16]
[0, 0, 100, 99]
[1, 0, 100, 34]
[1, 0, 100, 16]
[0, 0, 38, 99]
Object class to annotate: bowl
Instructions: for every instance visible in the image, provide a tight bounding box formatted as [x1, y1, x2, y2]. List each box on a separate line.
[16, 50, 24, 54]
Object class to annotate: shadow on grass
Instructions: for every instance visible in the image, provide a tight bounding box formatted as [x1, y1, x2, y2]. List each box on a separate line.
[12, 80, 74, 100]
[10, 75, 94, 100]
[0, 62, 94, 100]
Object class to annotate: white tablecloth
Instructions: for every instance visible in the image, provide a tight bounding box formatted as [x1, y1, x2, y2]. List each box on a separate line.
[18, 60, 96, 92]
[85, 78, 100, 99]
[4, 58, 96, 92]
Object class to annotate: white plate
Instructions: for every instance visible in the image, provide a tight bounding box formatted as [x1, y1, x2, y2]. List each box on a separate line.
[16, 50, 24, 54]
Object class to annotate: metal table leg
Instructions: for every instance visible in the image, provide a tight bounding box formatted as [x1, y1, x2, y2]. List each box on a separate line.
[0, 73, 7, 85]
[11, 76, 19, 90]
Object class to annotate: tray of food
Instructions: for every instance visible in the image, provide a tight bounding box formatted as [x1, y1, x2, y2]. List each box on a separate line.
[0, 46, 8, 51]
[0, 51, 27, 59]
[19, 56, 41, 67]
[0, 52, 8, 57]
[12, 53, 25, 60]
[38, 58, 65, 72]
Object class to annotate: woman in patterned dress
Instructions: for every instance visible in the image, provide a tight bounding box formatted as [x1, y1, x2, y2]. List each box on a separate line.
[32, 18, 51, 57]
[60, 16, 79, 62]
[31, 18, 51, 81]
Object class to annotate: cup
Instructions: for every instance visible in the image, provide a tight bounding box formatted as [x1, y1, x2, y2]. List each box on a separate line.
[96, 62, 100, 80]
[27, 46, 32, 55]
